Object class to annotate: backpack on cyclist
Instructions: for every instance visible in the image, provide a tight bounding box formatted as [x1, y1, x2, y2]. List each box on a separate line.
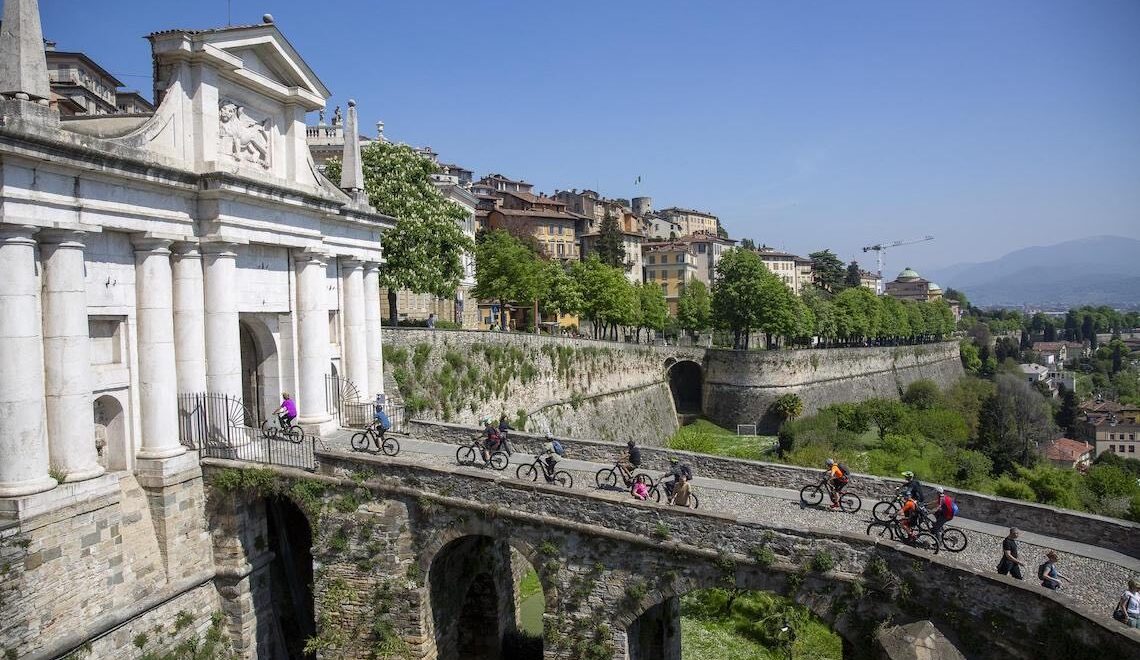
[1037, 562, 1048, 581]
[551, 439, 565, 457]
[951, 499, 959, 517]
[836, 463, 851, 479]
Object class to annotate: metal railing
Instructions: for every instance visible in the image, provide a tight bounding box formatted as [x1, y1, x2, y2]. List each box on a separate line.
[324, 375, 406, 432]
[178, 392, 317, 471]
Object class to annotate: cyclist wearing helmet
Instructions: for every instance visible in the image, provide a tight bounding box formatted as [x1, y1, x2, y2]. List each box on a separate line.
[824, 458, 849, 509]
[538, 436, 560, 481]
[478, 418, 501, 464]
[661, 456, 693, 498]
[621, 440, 642, 472]
[901, 471, 924, 503]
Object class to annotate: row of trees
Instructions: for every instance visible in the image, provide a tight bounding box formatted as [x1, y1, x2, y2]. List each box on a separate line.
[706, 250, 955, 350]
[472, 230, 668, 341]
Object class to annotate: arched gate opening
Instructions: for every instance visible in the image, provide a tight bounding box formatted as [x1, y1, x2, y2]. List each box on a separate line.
[265, 497, 315, 658]
[667, 360, 704, 415]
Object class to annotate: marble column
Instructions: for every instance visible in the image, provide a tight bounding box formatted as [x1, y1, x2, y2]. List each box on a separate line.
[133, 237, 184, 459]
[39, 229, 103, 482]
[0, 226, 55, 497]
[172, 243, 207, 395]
[340, 258, 368, 396]
[363, 262, 385, 396]
[294, 251, 332, 425]
[202, 243, 242, 399]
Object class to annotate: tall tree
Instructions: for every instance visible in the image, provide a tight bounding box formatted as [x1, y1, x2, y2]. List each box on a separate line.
[809, 249, 846, 292]
[803, 289, 838, 345]
[1055, 383, 1079, 436]
[844, 260, 864, 288]
[539, 260, 583, 320]
[594, 209, 627, 269]
[635, 282, 669, 342]
[972, 374, 1057, 474]
[711, 249, 769, 349]
[739, 238, 757, 251]
[676, 279, 711, 338]
[324, 144, 473, 323]
[471, 230, 542, 330]
[572, 256, 636, 340]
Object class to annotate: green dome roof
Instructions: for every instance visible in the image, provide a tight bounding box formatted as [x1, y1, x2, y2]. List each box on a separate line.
[896, 267, 921, 281]
[928, 282, 942, 292]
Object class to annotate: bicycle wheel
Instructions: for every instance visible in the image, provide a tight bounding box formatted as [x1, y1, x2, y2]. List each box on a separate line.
[687, 492, 700, 509]
[595, 468, 618, 488]
[649, 486, 662, 503]
[872, 500, 898, 522]
[940, 527, 968, 553]
[381, 437, 400, 456]
[457, 445, 477, 466]
[285, 425, 304, 444]
[350, 432, 370, 452]
[913, 532, 941, 554]
[553, 471, 573, 488]
[260, 420, 279, 440]
[799, 484, 823, 507]
[839, 492, 862, 514]
[489, 451, 509, 471]
[517, 463, 538, 482]
[866, 521, 897, 541]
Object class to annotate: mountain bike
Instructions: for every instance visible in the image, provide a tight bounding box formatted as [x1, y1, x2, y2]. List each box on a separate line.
[799, 475, 861, 513]
[917, 512, 969, 553]
[261, 416, 305, 444]
[595, 462, 655, 489]
[456, 439, 509, 471]
[865, 519, 940, 554]
[517, 457, 573, 488]
[349, 420, 400, 456]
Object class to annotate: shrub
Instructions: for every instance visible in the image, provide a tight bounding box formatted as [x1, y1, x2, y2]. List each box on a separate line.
[993, 476, 1035, 502]
[901, 379, 942, 410]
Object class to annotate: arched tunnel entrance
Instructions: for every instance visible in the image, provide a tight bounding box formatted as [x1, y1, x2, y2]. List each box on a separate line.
[428, 536, 543, 660]
[265, 497, 315, 659]
[667, 360, 703, 415]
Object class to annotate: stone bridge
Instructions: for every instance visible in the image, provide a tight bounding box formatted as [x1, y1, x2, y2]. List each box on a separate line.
[203, 446, 1139, 660]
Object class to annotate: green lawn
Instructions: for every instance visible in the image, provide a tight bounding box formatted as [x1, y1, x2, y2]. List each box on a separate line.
[518, 568, 544, 636]
[667, 419, 778, 461]
[681, 590, 842, 660]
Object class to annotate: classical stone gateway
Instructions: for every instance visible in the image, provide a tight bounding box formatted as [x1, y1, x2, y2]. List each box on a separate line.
[0, 3, 391, 657]
[200, 451, 1140, 660]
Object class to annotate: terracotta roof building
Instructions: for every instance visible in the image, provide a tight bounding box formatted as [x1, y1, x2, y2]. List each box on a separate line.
[1041, 438, 1093, 470]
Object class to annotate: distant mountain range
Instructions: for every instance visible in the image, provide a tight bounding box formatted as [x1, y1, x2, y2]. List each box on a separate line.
[923, 236, 1140, 309]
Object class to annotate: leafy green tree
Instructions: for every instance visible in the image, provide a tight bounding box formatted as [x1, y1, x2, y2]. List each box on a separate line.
[739, 238, 757, 251]
[539, 260, 583, 320]
[635, 282, 668, 342]
[770, 394, 804, 424]
[844, 261, 863, 289]
[572, 256, 636, 340]
[676, 279, 711, 338]
[833, 287, 880, 342]
[808, 249, 846, 292]
[711, 249, 769, 349]
[972, 374, 1056, 475]
[325, 143, 473, 323]
[878, 296, 909, 343]
[860, 399, 907, 439]
[594, 210, 627, 269]
[959, 340, 982, 375]
[472, 230, 542, 330]
[802, 289, 837, 346]
[944, 287, 969, 310]
[1054, 383, 1078, 435]
[757, 274, 798, 348]
[902, 379, 942, 410]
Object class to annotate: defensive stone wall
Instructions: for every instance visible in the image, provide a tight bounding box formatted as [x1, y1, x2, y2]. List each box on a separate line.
[408, 420, 1140, 561]
[383, 328, 685, 444]
[0, 469, 220, 659]
[704, 341, 964, 431]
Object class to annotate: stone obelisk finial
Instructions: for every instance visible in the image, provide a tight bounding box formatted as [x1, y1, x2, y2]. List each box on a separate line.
[0, 0, 51, 102]
[340, 99, 367, 205]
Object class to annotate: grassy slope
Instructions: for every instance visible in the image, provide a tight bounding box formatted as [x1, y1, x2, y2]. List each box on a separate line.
[667, 419, 778, 461]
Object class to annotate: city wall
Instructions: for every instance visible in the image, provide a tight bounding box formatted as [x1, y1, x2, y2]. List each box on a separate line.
[704, 342, 964, 431]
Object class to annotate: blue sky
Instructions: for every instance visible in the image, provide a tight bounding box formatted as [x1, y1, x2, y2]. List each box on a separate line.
[38, 0, 1140, 271]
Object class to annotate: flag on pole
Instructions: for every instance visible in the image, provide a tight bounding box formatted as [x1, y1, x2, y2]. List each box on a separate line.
[635, 175, 641, 185]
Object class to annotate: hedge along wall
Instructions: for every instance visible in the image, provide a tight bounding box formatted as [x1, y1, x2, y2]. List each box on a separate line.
[407, 420, 1140, 561]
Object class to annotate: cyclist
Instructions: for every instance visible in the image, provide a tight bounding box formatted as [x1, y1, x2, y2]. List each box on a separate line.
[497, 414, 514, 438]
[478, 418, 501, 465]
[661, 457, 693, 499]
[901, 471, 924, 503]
[824, 458, 849, 510]
[898, 494, 920, 541]
[274, 393, 297, 429]
[372, 395, 391, 449]
[621, 440, 642, 474]
[538, 440, 560, 482]
[931, 486, 954, 537]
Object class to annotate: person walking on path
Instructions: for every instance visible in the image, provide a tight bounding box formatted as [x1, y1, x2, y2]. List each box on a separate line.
[997, 527, 1025, 580]
[1116, 579, 1140, 628]
[1038, 551, 1071, 591]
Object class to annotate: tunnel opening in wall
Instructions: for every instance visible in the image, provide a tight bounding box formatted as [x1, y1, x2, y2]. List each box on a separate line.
[238, 316, 279, 427]
[265, 496, 315, 659]
[428, 535, 543, 660]
[666, 360, 704, 417]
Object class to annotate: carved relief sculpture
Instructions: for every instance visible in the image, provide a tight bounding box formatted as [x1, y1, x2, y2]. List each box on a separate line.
[218, 101, 271, 168]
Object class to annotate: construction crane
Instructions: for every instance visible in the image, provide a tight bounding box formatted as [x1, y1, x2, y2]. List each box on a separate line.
[862, 235, 935, 282]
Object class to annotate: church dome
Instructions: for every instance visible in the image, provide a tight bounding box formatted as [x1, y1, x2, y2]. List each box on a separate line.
[928, 282, 943, 292]
[896, 267, 921, 281]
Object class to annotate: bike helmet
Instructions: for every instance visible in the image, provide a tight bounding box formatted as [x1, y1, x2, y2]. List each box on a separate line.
[825, 458, 835, 466]
[544, 432, 553, 440]
[627, 440, 636, 447]
[935, 486, 945, 494]
[901, 471, 914, 479]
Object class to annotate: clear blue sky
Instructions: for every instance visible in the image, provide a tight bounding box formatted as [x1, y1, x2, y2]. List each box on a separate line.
[38, 0, 1140, 272]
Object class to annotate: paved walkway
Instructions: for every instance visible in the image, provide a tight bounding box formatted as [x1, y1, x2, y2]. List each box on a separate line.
[322, 429, 1140, 612]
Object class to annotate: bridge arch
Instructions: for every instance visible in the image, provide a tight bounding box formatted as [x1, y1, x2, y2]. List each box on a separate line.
[424, 528, 548, 660]
[665, 359, 703, 415]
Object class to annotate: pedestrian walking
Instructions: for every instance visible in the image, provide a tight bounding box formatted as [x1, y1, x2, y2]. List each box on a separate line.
[997, 527, 1025, 580]
[1114, 579, 1140, 628]
[1037, 551, 1071, 590]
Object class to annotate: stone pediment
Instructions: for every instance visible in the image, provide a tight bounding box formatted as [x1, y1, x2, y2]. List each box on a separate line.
[149, 20, 329, 111]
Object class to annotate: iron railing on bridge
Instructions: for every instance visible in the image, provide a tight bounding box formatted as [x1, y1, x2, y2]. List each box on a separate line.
[177, 392, 317, 471]
[324, 375, 406, 432]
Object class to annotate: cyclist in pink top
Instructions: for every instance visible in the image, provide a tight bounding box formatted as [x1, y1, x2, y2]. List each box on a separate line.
[275, 393, 298, 428]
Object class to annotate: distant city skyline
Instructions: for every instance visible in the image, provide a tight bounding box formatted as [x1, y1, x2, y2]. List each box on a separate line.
[38, 0, 1140, 270]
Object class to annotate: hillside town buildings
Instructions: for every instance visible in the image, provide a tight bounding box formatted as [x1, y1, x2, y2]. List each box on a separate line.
[643, 242, 699, 315]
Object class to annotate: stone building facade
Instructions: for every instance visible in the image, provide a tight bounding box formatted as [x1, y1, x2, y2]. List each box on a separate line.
[0, 4, 390, 656]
